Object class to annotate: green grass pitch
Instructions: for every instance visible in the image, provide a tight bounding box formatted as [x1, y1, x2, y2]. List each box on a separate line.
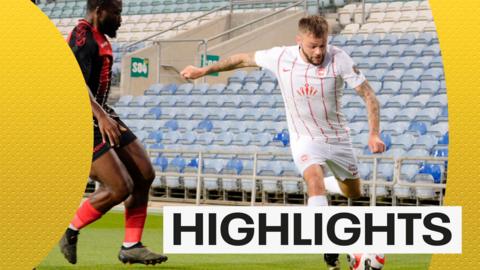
[38, 212, 432, 269]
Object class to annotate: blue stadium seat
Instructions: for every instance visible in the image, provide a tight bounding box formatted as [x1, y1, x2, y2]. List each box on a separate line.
[351, 45, 373, 57]
[383, 69, 405, 81]
[164, 119, 179, 131]
[206, 83, 226, 95]
[411, 56, 433, 69]
[358, 163, 372, 180]
[383, 147, 406, 159]
[377, 162, 394, 181]
[128, 95, 149, 107]
[368, 45, 389, 57]
[414, 32, 435, 45]
[145, 130, 163, 144]
[420, 68, 444, 81]
[392, 56, 415, 69]
[116, 95, 133, 107]
[399, 81, 421, 95]
[213, 132, 234, 145]
[422, 44, 441, 56]
[177, 83, 194, 95]
[363, 34, 381, 46]
[406, 94, 432, 108]
[437, 106, 448, 122]
[437, 131, 449, 145]
[425, 94, 447, 108]
[196, 119, 213, 132]
[414, 173, 436, 198]
[256, 82, 276, 94]
[387, 44, 407, 57]
[400, 164, 420, 182]
[346, 34, 364, 46]
[397, 33, 416, 45]
[419, 163, 443, 184]
[429, 122, 449, 138]
[379, 33, 398, 45]
[330, 35, 348, 46]
[364, 68, 387, 81]
[159, 83, 178, 95]
[383, 120, 410, 135]
[412, 134, 438, 151]
[245, 70, 264, 83]
[374, 56, 396, 69]
[408, 121, 427, 136]
[179, 132, 196, 145]
[418, 80, 440, 95]
[224, 82, 242, 95]
[384, 94, 412, 108]
[380, 107, 400, 121]
[190, 83, 209, 95]
[403, 44, 426, 57]
[380, 81, 400, 95]
[401, 68, 424, 81]
[414, 107, 441, 122]
[228, 70, 247, 83]
[430, 56, 443, 68]
[196, 132, 215, 145]
[391, 133, 415, 150]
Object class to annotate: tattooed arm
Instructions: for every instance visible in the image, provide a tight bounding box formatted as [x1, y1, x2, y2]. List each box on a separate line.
[355, 80, 386, 153]
[180, 53, 257, 80]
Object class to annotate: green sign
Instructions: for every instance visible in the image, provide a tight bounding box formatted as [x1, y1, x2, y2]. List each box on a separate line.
[201, 54, 220, 77]
[130, 57, 149, 78]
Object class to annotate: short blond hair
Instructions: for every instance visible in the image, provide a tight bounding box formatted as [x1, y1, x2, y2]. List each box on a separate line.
[298, 15, 329, 38]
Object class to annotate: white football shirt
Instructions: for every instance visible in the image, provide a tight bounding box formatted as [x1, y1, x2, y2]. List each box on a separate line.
[255, 45, 365, 143]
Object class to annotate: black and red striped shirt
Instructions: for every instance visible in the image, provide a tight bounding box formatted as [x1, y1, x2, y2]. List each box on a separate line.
[68, 19, 115, 116]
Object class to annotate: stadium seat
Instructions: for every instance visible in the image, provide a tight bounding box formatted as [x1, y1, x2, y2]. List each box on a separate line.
[384, 94, 412, 108]
[425, 94, 447, 108]
[412, 134, 438, 151]
[400, 164, 420, 182]
[368, 45, 389, 57]
[408, 121, 427, 136]
[428, 122, 449, 138]
[414, 173, 436, 199]
[406, 94, 432, 108]
[414, 107, 441, 122]
[392, 56, 415, 69]
[391, 133, 415, 150]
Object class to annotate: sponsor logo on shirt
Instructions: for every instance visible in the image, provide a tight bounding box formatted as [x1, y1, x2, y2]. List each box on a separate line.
[297, 83, 318, 96]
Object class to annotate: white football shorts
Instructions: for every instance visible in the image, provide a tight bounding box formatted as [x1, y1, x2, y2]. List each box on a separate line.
[291, 136, 359, 180]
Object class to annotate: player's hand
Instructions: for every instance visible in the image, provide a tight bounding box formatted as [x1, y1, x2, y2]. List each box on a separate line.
[97, 115, 127, 148]
[180, 65, 206, 80]
[368, 134, 386, 154]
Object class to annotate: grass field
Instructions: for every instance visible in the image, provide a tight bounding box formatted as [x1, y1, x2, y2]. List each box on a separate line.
[38, 212, 432, 270]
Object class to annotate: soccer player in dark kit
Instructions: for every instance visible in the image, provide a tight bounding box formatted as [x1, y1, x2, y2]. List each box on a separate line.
[59, 0, 168, 265]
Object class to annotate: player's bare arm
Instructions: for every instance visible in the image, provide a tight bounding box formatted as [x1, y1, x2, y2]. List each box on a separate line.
[181, 52, 257, 80]
[355, 80, 386, 153]
[88, 87, 125, 147]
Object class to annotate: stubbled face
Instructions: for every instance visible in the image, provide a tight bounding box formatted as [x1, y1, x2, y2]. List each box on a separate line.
[296, 31, 328, 65]
[97, 0, 122, 38]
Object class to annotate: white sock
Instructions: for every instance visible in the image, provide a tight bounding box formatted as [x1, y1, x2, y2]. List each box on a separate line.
[68, 224, 79, 231]
[323, 176, 345, 196]
[307, 195, 329, 206]
[122, 242, 139, 248]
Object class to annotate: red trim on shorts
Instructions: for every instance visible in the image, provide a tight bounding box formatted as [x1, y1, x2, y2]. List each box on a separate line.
[276, 48, 300, 139]
[291, 57, 313, 139]
[304, 64, 328, 141]
[93, 141, 107, 153]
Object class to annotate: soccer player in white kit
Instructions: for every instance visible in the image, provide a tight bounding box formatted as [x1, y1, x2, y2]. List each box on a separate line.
[181, 15, 385, 270]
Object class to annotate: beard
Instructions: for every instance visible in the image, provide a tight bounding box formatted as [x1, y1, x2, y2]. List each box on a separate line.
[300, 46, 323, 66]
[98, 18, 119, 38]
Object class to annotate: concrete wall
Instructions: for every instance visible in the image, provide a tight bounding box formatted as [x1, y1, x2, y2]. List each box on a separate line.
[120, 10, 339, 95]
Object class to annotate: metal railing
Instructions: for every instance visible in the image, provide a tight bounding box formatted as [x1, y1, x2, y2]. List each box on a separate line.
[147, 148, 448, 206]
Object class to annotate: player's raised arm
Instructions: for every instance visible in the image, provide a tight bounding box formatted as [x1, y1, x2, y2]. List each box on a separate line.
[355, 80, 386, 153]
[180, 52, 258, 80]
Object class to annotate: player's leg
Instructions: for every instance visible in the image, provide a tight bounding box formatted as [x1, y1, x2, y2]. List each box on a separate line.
[114, 137, 168, 265]
[302, 164, 341, 270]
[59, 149, 134, 264]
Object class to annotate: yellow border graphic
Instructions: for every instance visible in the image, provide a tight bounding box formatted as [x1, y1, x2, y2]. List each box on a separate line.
[429, 0, 480, 269]
[0, 1, 91, 269]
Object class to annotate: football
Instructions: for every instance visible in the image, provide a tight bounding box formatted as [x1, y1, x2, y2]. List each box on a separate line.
[347, 253, 386, 270]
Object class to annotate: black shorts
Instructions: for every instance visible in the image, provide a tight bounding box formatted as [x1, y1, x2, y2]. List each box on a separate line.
[93, 117, 137, 161]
